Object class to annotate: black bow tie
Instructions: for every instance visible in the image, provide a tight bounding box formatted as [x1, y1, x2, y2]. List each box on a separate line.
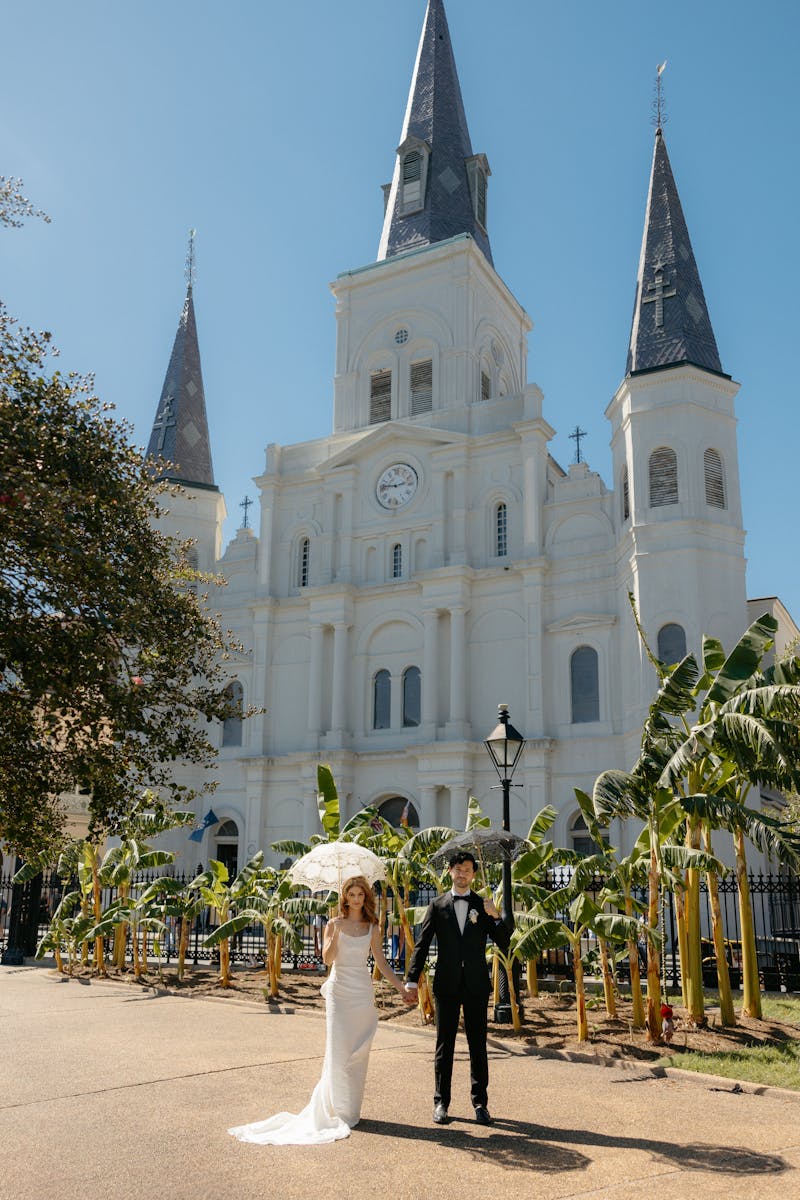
[453, 895, 470, 902]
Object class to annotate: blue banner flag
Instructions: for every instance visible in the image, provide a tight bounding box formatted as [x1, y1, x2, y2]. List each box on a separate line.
[188, 808, 220, 842]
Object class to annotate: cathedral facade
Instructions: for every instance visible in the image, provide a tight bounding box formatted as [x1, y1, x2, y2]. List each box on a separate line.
[148, 0, 786, 873]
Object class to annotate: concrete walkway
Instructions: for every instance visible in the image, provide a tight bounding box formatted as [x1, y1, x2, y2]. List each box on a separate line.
[2, 965, 799, 1200]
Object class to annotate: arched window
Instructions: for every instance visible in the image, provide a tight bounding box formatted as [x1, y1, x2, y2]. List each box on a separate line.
[570, 646, 599, 723]
[373, 669, 391, 730]
[392, 543, 403, 579]
[495, 502, 508, 558]
[621, 464, 630, 522]
[402, 666, 421, 727]
[649, 447, 678, 507]
[222, 681, 244, 747]
[297, 537, 310, 588]
[657, 623, 687, 666]
[570, 812, 607, 857]
[377, 796, 420, 829]
[704, 449, 726, 509]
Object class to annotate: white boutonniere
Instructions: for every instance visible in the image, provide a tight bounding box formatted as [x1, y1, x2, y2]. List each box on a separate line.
[468, 908, 479, 925]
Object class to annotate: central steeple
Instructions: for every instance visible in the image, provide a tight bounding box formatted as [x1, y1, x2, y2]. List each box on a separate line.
[377, 0, 493, 265]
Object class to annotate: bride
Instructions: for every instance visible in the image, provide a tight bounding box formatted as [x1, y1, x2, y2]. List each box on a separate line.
[229, 874, 414, 1145]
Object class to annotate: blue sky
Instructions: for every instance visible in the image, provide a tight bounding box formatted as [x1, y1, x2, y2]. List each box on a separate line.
[2, 1, 798, 620]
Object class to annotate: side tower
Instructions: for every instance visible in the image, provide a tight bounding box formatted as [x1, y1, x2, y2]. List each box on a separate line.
[146, 239, 226, 570]
[607, 115, 747, 725]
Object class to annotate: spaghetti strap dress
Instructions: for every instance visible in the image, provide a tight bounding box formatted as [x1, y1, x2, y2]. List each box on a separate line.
[228, 928, 379, 1145]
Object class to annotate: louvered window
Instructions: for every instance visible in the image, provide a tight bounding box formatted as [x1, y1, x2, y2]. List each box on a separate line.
[402, 666, 421, 728]
[496, 502, 508, 558]
[704, 449, 726, 509]
[401, 150, 423, 211]
[621, 464, 630, 522]
[392, 543, 402, 579]
[570, 646, 599, 723]
[476, 168, 487, 228]
[481, 370, 491, 401]
[649, 447, 678, 507]
[370, 369, 392, 424]
[373, 669, 391, 730]
[297, 537, 310, 588]
[222, 681, 244, 747]
[410, 359, 433, 415]
[657, 623, 687, 666]
[466, 157, 489, 229]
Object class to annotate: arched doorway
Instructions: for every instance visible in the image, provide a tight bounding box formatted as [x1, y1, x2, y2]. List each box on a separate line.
[214, 819, 239, 878]
[377, 796, 420, 830]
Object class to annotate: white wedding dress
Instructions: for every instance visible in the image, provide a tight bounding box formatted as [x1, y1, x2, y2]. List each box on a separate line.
[228, 929, 379, 1145]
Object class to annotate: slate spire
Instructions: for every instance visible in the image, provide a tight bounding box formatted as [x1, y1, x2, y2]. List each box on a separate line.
[626, 127, 724, 376]
[147, 277, 217, 490]
[377, 0, 493, 265]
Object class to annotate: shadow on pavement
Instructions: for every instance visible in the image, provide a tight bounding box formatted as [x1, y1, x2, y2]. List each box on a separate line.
[357, 1116, 789, 1177]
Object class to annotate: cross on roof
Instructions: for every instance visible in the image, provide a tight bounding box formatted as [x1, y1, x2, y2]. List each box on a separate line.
[569, 425, 588, 464]
[239, 495, 253, 529]
[643, 261, 677, 328]
[153, 395, 176, 452]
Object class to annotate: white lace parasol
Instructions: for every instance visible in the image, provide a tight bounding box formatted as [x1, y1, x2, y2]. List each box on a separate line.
[287, 841, 386, 892]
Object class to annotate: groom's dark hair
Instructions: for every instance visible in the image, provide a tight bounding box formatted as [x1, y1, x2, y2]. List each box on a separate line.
[448, 851, 477, 868]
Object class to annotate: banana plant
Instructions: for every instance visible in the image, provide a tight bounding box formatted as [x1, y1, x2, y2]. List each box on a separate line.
[512, 855, 642, 1042]
[33, 889, 89, 974]
[656, 617, 800, 1018]
[190, 853, 263, 986]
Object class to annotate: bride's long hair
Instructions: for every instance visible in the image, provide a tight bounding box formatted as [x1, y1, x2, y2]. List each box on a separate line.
[339, 875, 378, 925]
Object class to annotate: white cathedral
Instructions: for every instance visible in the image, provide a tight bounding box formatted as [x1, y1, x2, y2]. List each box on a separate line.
[147, 0, 796, 874]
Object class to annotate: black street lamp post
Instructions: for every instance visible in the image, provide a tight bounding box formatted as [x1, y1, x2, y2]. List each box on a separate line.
[484, 702, 526, 1023]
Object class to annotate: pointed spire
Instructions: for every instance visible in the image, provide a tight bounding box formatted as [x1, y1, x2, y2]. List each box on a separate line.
[147, 236, 217, 490]
[626, 126, 724, 376]
[378, 0, 493, 265]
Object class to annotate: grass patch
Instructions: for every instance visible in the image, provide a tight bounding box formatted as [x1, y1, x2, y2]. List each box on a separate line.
[758, 993, 800, 1025]
[659, 1041, 800, 1091]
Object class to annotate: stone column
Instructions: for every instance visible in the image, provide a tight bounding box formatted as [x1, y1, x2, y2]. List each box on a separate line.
[331, 622, 350, 734]
[307, 623, 325, 737]
[418, 784, 439, 829]
[422, 608, 439, 734]
[448, 606, 467, 725]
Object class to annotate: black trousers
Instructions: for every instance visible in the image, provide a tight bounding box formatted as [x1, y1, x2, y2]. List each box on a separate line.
[433, 987, 489, 1109]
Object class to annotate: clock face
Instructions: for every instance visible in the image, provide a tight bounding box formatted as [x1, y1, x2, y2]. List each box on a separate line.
[376, 463, 418, 509]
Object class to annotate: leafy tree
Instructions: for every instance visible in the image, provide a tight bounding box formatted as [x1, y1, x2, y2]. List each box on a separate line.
[1, 178, 244, 858]
[0, 308, 243, 856]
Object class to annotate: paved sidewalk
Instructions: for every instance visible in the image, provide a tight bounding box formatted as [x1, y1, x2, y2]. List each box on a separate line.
[2, 965, 799, 1200]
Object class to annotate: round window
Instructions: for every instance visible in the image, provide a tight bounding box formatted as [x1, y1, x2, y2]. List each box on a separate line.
[394, 328, 409, 345]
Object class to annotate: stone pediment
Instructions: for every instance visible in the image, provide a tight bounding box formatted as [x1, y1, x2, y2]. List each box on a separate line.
[318, 421, 465, 472]
[546, 613, 618, 635]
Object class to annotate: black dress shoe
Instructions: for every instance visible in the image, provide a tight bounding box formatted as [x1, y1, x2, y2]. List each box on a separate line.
[474, 1105, 493, 1125]
[433, 1102, 449, 1124]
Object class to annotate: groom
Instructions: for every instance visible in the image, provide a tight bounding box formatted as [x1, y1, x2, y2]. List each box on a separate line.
[405, 850, 510, 1126]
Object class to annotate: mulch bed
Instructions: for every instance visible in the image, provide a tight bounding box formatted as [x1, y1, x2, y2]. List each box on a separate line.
[59, 962, 800, 1065]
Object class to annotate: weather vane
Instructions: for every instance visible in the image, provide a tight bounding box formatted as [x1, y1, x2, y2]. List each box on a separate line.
[569, 425, 587, 464]
[652, 60, 668, 130]
[185, 228, 197, 291]
[240, 495, 253, 529]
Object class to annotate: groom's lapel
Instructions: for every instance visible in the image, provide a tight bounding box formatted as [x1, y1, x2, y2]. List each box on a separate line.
[441, 893, 461, 937]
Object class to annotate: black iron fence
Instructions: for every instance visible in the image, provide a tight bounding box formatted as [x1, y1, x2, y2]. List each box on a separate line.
[1, 867, 799, 990]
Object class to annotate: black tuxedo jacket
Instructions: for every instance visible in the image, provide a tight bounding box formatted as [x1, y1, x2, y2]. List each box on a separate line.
[406, 890, 510, 998]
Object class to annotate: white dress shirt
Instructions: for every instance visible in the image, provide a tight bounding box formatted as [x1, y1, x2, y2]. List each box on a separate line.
[451, 889, 471, 933]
